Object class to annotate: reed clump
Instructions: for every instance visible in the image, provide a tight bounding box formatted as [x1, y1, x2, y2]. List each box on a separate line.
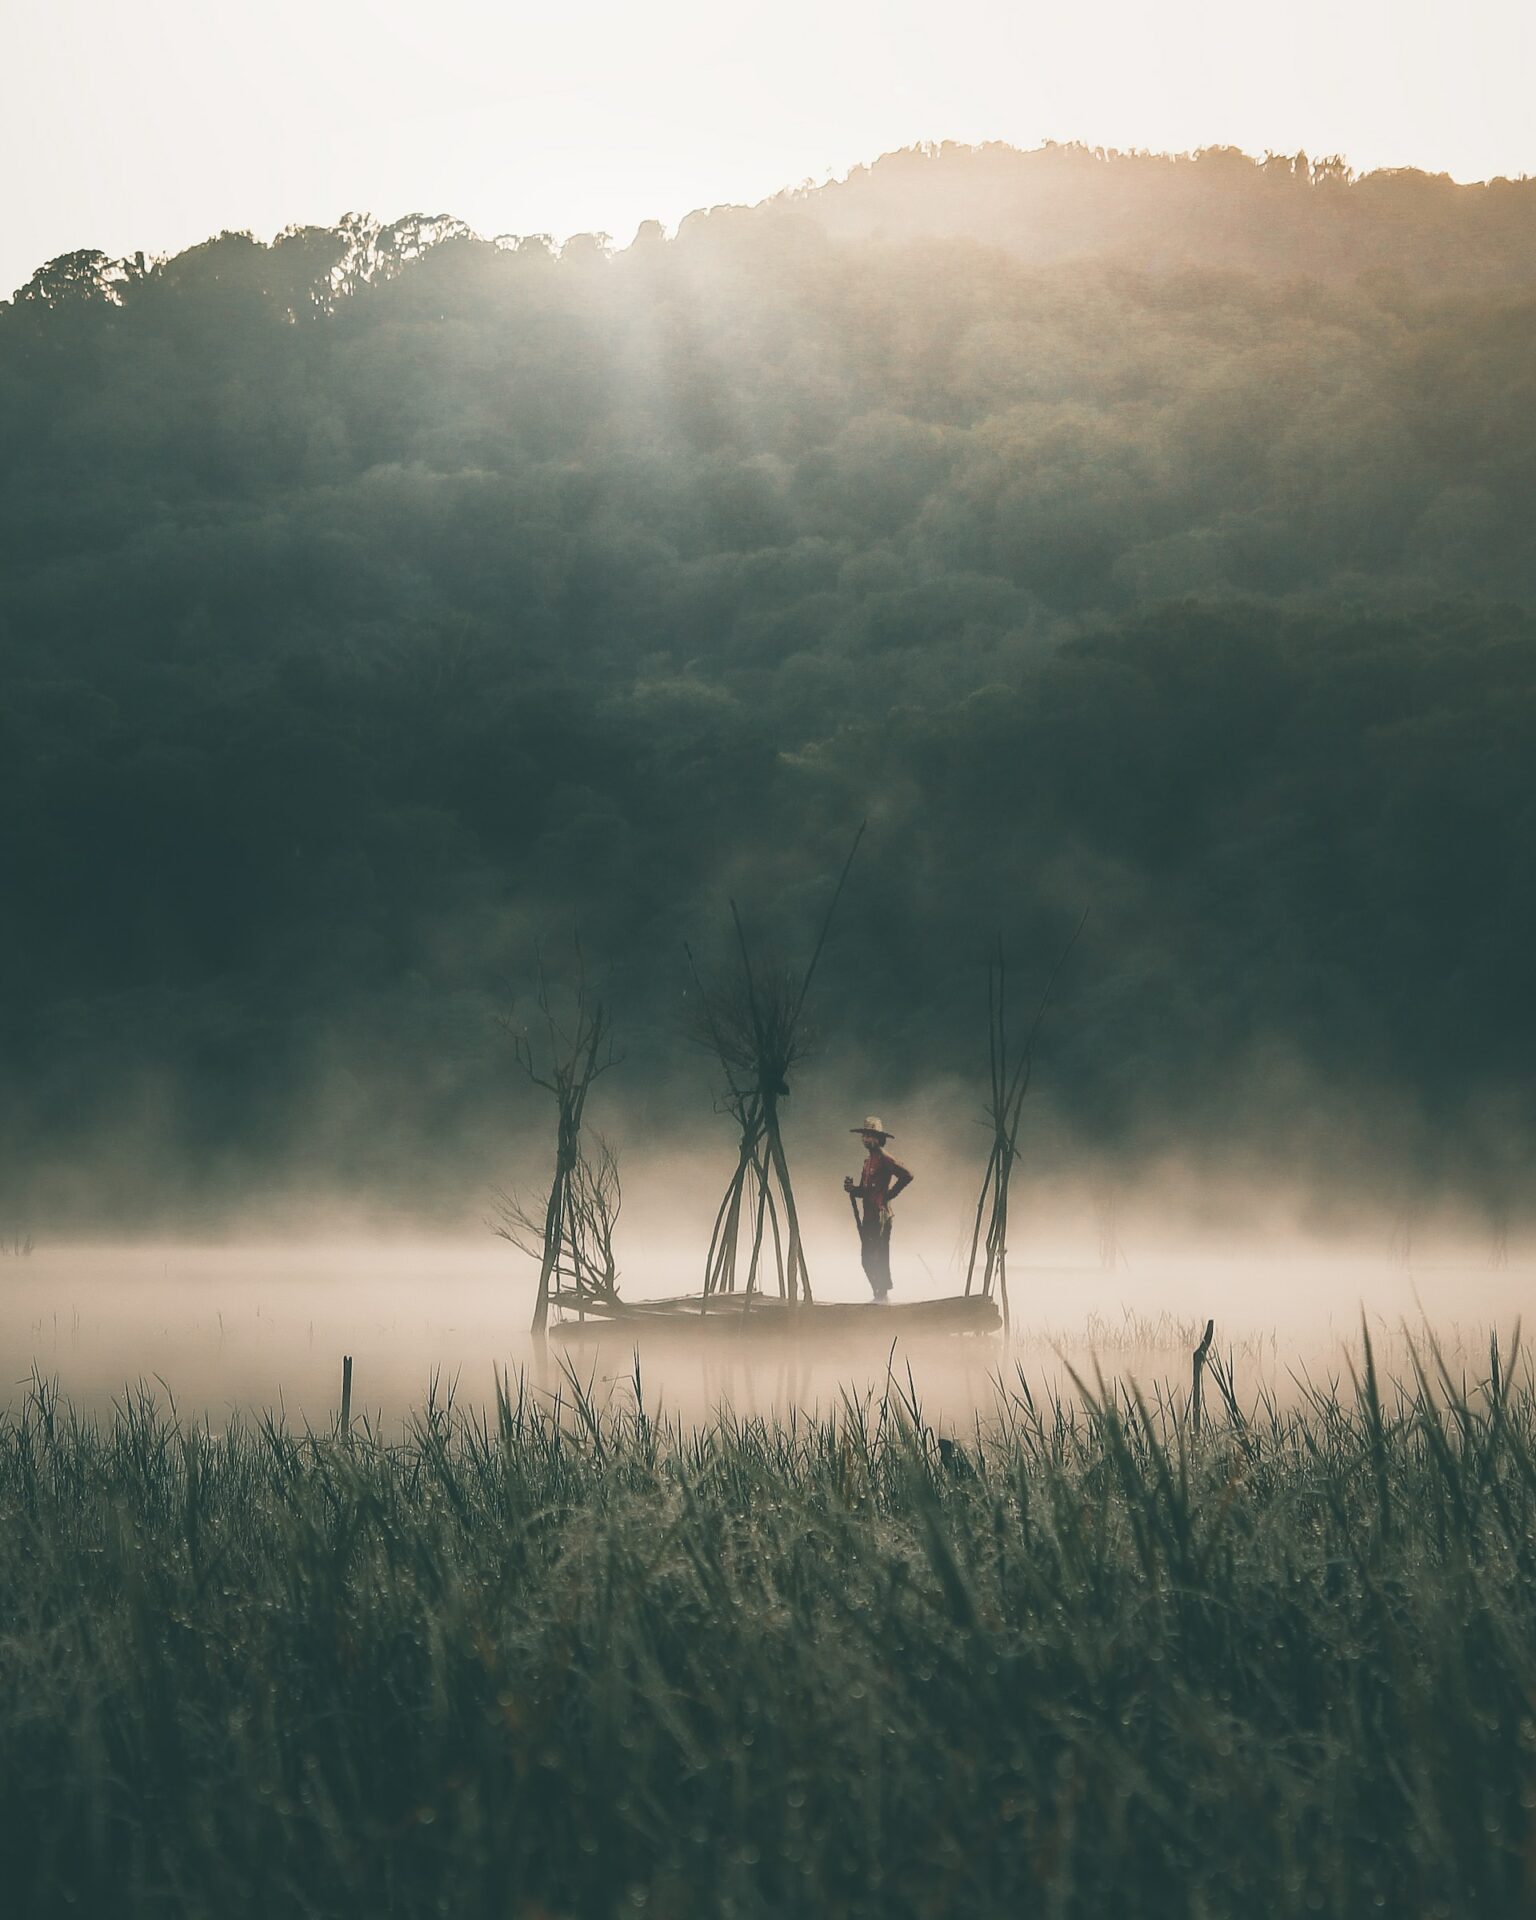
[2, 1336, 1535, 1917]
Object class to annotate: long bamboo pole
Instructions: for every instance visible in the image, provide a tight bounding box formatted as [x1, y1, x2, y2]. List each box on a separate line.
[763, 1102, 812, 1303]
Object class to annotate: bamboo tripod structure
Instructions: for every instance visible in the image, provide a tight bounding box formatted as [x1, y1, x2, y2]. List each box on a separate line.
[701, 1093, 787, 1299]
[498, 962, 619, 1335]
[692, 827, 865, 1307]
[964, 917, 1087, 1331]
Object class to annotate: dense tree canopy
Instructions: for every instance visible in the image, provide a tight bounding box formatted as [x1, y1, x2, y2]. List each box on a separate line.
[3, 143, 1534, 1225]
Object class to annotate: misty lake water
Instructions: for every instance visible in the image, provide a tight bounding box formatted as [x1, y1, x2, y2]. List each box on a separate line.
[3, 1223, 1530, 1434]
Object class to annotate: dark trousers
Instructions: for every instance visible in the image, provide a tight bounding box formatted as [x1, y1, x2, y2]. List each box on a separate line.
[860, 1210, 893, 1296]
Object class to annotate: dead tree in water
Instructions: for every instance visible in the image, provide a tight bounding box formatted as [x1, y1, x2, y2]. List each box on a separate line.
[964, 916, 1086, 1331]
[689, 827, 864, 1306]
[497, 960, 619, 1334]
[495, 1133, 623, 1314]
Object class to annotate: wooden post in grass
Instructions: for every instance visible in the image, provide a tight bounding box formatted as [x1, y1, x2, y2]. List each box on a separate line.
[689, 826, 864, 1307]
[340, 1354, 353, 1436]
[1191, 1319, 1214, 1436]
[964, 916, 1086, 1332]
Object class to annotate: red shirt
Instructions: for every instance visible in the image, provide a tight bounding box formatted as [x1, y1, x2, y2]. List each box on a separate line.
[858, 1147, 911, 1223]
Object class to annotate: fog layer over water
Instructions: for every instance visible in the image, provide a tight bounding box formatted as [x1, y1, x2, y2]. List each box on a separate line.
[6, 1181, 1528, 1433]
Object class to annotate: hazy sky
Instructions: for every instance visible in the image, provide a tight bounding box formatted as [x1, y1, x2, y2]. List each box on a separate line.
[5, 0, 1533, 296]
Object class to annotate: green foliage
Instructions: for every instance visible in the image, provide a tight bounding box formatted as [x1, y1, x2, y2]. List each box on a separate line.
[3, 1349, 1536, 1916]
[4, 150, 1536, 1215]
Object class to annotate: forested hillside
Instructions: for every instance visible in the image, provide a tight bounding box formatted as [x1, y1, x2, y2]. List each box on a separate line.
[797, 140, 1536, 286]
[4, 144, 1534, 1223]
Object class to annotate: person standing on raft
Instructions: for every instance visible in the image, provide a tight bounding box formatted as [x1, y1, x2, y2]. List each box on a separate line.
[844, 1117, 913, 1301]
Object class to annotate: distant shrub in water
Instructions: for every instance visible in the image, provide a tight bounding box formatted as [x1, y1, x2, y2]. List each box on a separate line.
[1, 1340, 1533, 1917]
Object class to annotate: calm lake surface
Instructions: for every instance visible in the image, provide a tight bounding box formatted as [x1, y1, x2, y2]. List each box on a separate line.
[3, 1226, 1528, 1433]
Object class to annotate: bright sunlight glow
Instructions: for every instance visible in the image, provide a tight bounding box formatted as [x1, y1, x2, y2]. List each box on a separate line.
[4, 0, 1533, 294]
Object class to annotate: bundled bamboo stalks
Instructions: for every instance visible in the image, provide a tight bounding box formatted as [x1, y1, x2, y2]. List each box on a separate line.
[689, 828, 864, 1307]
[496, 959, 620, 1334]
[964, 917, 1086, 1329]
[699, 1083, 783, 1299]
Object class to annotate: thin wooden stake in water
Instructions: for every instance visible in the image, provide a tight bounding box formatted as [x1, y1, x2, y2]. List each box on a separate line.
[340, 1354, 353, 1436]
[1191, 1320, 1214, 1436]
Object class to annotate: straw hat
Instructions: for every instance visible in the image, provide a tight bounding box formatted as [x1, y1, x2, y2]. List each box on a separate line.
[850, 1115, 892, 1139]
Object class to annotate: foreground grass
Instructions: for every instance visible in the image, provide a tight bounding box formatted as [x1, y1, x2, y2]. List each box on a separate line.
[2, 1341, 1534, 1918]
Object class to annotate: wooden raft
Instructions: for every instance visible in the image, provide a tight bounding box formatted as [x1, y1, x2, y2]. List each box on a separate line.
[550, 1290, 1001, 1342]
